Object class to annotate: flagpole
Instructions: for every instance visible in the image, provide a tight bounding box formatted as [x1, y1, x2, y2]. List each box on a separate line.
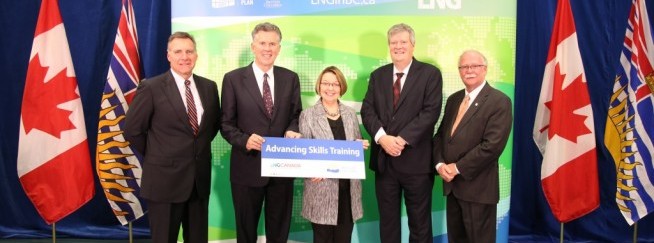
[52, 223, 56, 243]
[129, 222, 133, 243]
[559, 222, 564, 243]
[633, 222, 638, 243]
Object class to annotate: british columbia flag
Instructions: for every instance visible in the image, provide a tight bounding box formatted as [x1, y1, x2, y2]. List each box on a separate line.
[95, 0, 145, 225]
[604, 0, 654, 225]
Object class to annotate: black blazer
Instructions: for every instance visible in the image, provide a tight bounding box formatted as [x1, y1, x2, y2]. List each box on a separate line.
[124, 70, 221, 202]
[361, 58, 443, 174]
[433, 83, 512, 204]
[220, 63, 302, 187]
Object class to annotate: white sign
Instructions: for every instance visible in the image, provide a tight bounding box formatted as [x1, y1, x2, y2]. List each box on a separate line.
[261, 137, 365, 179]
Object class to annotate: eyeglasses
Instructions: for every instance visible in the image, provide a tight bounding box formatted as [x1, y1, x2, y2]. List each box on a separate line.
[458, 65, 485, 71]
[320, 82, 341, 88]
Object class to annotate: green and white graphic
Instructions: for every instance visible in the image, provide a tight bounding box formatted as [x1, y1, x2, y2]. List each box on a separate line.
[172, 0, 515, 242]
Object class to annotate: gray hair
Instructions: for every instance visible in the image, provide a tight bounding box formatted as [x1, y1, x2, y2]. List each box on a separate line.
[251, 22, 282, 41]
[459, 49, 488, 65]
[168, 31, 196, 47]
[387, 23, 415, 46]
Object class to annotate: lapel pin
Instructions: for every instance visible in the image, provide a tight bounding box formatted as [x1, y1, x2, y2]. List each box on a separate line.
[475, 103, 478, 107]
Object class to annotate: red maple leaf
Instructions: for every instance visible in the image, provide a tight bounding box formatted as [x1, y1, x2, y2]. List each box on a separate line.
[22, 54, 80, 138]
[544, 63, 592, 143]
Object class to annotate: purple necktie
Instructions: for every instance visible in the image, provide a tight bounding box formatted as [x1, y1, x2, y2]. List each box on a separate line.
[262, 73, 273, 118]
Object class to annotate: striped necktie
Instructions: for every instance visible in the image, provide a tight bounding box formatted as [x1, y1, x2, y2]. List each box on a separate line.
[185, 80, 199, 136]
[393, 72, 404, 109]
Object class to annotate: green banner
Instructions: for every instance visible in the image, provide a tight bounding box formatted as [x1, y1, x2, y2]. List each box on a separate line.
[173, 1, 515, 242]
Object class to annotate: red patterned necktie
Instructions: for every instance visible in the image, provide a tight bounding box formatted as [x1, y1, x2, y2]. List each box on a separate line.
[393, 72, 404, 109]
[262, 73, 273, 118]
[185, 80, 199, 136]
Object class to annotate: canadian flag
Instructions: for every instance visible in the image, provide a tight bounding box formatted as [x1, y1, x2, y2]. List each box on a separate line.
[532, 0, 599, 223]
[17, 0, 94, 224]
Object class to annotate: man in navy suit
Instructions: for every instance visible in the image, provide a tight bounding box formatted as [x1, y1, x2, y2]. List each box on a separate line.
[433, 50, 512, 243]
[220, 22, 302, 243]
[124, 31, 221, 243]
[361, 23, 443, 243]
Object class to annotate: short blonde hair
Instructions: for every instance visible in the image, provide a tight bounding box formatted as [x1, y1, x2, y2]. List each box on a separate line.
[315, 66, 348, 96]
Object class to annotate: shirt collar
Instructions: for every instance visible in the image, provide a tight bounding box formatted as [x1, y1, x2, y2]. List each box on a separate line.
[393, 59, 413, 76]
[466, 80, 487, 101]
[252, 63, 273, 79]
[170, 69, 194, 84]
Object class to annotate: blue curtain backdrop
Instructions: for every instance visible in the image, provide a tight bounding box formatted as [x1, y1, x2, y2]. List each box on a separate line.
[0, 0, 170, 239]
[1, 0, 654, 242]
[512, 0, 654, 242]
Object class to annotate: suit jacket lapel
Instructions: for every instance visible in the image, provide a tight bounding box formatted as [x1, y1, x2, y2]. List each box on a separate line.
[315, 108, 334, 140]
[194, 74, 209, 133]
[447, 91, 465, 138]
[395, 60, 421, 113]
[162, 71, 194, 134]
[381, 65, 395, 114]
[453, 83, 492, 136]
[272, 67, 285, 121]
[243, 64, 269, 118]
[340, 103, 357, 141]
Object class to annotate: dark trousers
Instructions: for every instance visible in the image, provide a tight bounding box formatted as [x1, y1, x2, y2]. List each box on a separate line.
[312, 179, 354, 243]
[147, 186, 208, 243]
[446, 194, 497, 243]
[376, 168, 434, 243]
[231, 178, 294, 243]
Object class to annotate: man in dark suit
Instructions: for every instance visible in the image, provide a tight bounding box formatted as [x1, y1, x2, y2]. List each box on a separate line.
[220, 22, 302, 243]
[124, 31, 221, 243]
[433, 50, 512, 243]
[361, 23, 442, 243]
